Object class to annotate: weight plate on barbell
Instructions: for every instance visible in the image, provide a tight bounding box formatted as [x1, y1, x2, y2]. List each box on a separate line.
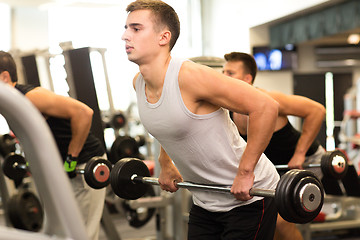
[276, 169, 324, 224]
[7, 190, 44, 232]
[276, 169, 303, 223]
[84, 157, 112, 189]
[110, 158, 150, 200]
[2, 153, 27, 181]
[321, 149, 348, 179]
[293, 175, 323, 223]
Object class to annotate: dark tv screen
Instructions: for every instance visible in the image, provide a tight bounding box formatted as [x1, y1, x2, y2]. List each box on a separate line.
[252, 45, 297, 71]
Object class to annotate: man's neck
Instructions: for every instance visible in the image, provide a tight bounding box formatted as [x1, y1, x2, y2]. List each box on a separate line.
[139, 54, 171, 90]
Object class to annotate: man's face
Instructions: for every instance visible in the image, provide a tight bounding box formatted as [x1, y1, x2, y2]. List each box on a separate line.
[121, 9, 163, 64]
[223, 61, 252, 85]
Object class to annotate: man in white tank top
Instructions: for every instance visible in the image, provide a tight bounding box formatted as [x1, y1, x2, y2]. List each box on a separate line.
[122, 1, 280, 239]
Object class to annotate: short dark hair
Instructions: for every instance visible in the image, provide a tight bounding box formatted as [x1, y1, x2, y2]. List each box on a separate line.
[126, 0, 180, 51]
[0, 51, 17, 82]
[224, 52, 257, 83]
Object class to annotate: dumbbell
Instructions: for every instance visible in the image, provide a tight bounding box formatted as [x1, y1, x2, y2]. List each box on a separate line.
[275, 149, 348, 179]
[2, 153, 112, 189]
[110, 158, 325, 224]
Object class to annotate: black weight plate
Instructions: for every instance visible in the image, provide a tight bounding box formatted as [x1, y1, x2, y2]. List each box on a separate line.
[320, 151, 332, 178]
[123, 185, 156, 228]
[282, 170, 323, 224]
[292, 175, 324, 223]
[7, 190, 44, 232]
[283, 170, 319, 223]
[283, 170, 307, 223]
[84, 157, 112, 189]
[321, 150, 348, 179]
[135, 135, 146, 147]
[2, 153, 27, 181]
[276, 169, 304, 223]
[110, 158, 150, 200]
[109, 136, 140, 164]
[279, 169, 299, 222]
[136, 153, 145, 160]
[274, 170, 288, 220]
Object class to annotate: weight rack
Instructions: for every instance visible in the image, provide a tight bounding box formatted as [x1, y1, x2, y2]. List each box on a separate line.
[0, 82, 88, 239]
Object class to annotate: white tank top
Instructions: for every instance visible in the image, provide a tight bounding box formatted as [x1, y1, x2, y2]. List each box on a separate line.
[135, 57, 279, 212]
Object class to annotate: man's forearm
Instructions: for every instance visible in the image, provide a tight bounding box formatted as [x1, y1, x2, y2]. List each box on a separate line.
[68, 114, 92, 157]
[158, 146, 175, 169]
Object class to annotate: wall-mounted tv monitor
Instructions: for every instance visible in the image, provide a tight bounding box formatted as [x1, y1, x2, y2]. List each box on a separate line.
[252, 45, 297, 71]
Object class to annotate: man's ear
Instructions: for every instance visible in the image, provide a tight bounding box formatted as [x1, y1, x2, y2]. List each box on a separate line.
[0, 71, 11, 84]
[243, 74, 253, 85]
[159, 30, 171, 46]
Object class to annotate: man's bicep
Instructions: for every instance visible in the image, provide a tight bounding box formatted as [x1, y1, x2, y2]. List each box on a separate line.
[25, 88, 57, 114]
[269, 92, 317, 117]
[26, 88, 76, 119]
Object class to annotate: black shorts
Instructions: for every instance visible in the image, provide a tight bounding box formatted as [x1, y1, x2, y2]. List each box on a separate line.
[188, 198, 277, 240]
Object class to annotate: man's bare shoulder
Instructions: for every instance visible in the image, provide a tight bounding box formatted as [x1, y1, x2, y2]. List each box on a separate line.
[180, 60, 214, 82]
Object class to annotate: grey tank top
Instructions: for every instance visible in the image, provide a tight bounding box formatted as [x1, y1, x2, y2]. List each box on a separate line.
[135, 58, 279, 211]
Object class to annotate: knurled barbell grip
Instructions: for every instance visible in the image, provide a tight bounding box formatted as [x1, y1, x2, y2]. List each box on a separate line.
[131, 175, 276, 198]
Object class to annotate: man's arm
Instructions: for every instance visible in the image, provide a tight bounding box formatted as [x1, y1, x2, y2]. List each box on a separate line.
[158, 146, 183, 192]
[131, 72, 182, 192]
[25, 87, 93, 157]
[179, 61, 279, 200]
[266, 90, 326, 168]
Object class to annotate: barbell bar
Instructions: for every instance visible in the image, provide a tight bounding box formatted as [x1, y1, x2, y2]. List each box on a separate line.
[110, 158, 325, 224]
[2, 153, 112, 189]
[275, 149, 348, 179]
[132, 175, 277, 198]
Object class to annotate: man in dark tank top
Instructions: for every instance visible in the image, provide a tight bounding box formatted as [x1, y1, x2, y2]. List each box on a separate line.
[0, 50, 107, 240]
[224, 52, 326, 240]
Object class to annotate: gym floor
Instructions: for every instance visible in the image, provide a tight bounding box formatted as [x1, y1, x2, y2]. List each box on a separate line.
[98, 209, 360, 240]
[2, 209, 360, 240]
[2, 199, 360, 240]
[101, 207, 360, 240]
[98, 209, 156, 240]
[0, 204, 157, 240]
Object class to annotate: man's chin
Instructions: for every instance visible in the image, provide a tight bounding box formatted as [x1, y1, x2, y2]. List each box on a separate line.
[127, 56, 139, 64]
